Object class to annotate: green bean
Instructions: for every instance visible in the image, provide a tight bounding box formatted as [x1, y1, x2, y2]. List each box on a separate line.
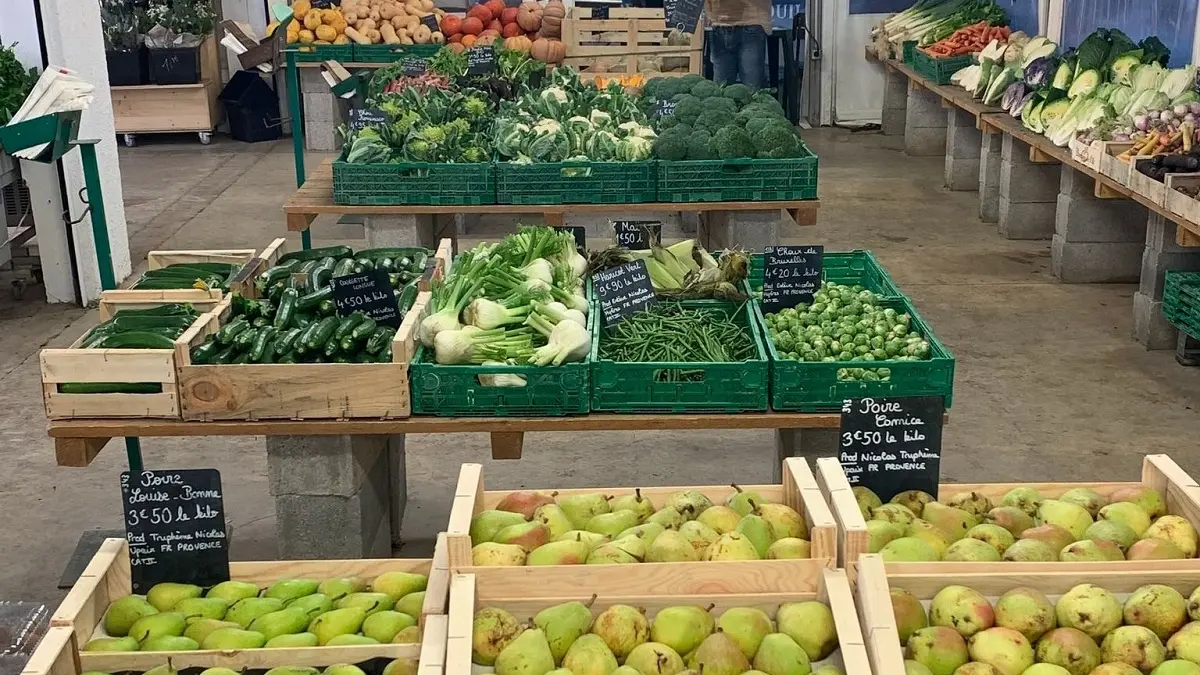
[599, 304, 756, 380]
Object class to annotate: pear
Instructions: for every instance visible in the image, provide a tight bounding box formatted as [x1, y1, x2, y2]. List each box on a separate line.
[704, 532, 761, 560]
[560, 493, 613, 529]
[646, 507, 686, 530]
[866, 520, 905, 553]
[1019, 524, 1076, 554]
[393, 626, 421, 644]
[528, 539, 590, 565]
[892, 490, 935, 515]
[474, 542, 529, 566]
[1084, 520, 1138, 551]
[473, 607, 522, 665]
[265, 668, 319, 675]
[201, 668, 240, 675]
[104, 595, 159, 637]
[174, 597, 229, 621]
[395, 592, 424, 619]
[665, 490, 714, 519]
[266, 632, 319, 647]
[945, 491, 993, 519]
[650, 605, 714, 656]
[964, 524, 1015, 555]
[263, 579, 319, 603]
[557, 530, 612, 552]
[1109, 486, 1167, 518]
[942, 538, 1001, 562]
[587, 510, 642, 538]
[83, 636, 139, 652]
[371, 572, 427, 601]
[317, 577, 367, 601]
[697, 506, 743, 535]
[324, 665, 367, 675]
[471, 510, 529, 546]
[587, 541, 644, 564]
[495, 522, 552, 551]
[1143, 515, 1199, 557]
[646, 530, 700, 563]
[752, 633, 809, 675]
[618, 523, 666, 546]
[1001, 539, 1058, 562]
[777, 601, 838, 660]
[1058, 487, 1108, 517]
[381, 661, 416, 675]
[146, 583, 202, 611]
[1099, 502, 1152, 537]
[983, 507, 1034, 537]
[759, 503, 808, 541]
[144, 663, 178, 675]
[873, 503, 917, 526]
[727, 484, 766, 516]
[335, 592, 394, 615]
[1128, 538, 1187, 560]
[625, 642, 684, 675]
[677, 521, 720, 556]
[922, 502, 977, 541]
[362, 610, 417, 642]
[226, 597, 284, 628]
[611, 489, 657, 522]
[533, 598, 595, 662]
[129, 612, 187, 641]
[736, 514, 775, 558]
[496, 490, 558, 519]
[691, 632, 751, 675]
[326, 635, 379, 645]
[494, 628, 555, 675]
[289, 593, 334, 619]
[140, 635, 200, 651]
[592, 605, 650, 660]
[854, 486, 883, 519]
[1036, 500, 1094, 540]
[309, 606, 368, 644]
[562, 634, 619, 675]
[184, 618, 239, 644]
[200, 627, 267, 650]
[718, 607, 773, 658]
[248, 606, 313, 639]
[879, 537, 939, 562]
[534, 504, 575, 540]
[767, 538, 811, 559]
[207, 581, 260, 604]
[1000, 487, 1043, 516]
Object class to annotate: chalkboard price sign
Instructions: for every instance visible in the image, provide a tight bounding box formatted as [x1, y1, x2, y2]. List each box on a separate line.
[593, 260, 658, 325]
[761, 245, 823, 314]
[554, 225, 587, 253]
[612, 221, 662, 250]
[400, 57, 428, 76]
[348, 108, 388, 132]
[467, 47, 498, 75]
[420, 13, 441, 32]
[665, 0, 703, 31]
[654, 100, 678, 117]
[839, 396, 944, 502]
[121, 469, 230, 593]
[332, 269, 402, 328]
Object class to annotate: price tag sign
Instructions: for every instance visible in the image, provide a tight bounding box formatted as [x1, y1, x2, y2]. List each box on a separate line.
[761, 245, 823, 314]
[121, 469, 229, 594]
[612, 220, 662, 250]
[554, 225, 587, 253]
[591, 5, 609, 19]
[400, 57, 428, 76]
[664, 0, 703, 31]
[467, 47, 497, 75]
[420, 14, 441, 32]
[332, 269, 402, 328]
[839, 396, 944, 502]
[348, 108, 387, 132]
[654, 100, 678, 117]
[593, 260, 657, 325]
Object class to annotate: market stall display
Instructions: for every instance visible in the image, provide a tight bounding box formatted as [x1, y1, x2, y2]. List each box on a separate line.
[870, 0, 1010, 61]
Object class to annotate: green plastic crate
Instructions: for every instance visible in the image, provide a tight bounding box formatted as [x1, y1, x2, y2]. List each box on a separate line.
[902, 41, 917, 65]
[353, 44, 441, 63]
[744, 250, 904, 298]
[911, 49, 973, 85]
[590, 301, 769, 413]
[332, 160, 495, 206]
[754, 297, 955, 412]
[1164, 270, 1200, 334]
[291, 44, 355, 63]
[495, 161, 657, 205]
[656, 147, 818, 203]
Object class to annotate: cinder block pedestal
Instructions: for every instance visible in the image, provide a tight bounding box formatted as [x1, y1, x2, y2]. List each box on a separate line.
[363, 214, 440, 249]
[944, 108, 981, 191]
[774, 429, 838, 481]
[979, 131, 1001, 223]
[700, 210, 781, 252]
[905, 86, 947, 156]
[1051, 166, 1145, 282]
[300, 68, 342, 152]
[882, 69, 908, 138]
[1135, 214, 1200, 349]
[998, 136, 1058, 239]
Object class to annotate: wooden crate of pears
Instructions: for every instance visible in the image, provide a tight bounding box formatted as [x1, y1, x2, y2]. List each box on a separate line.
[446, 570, 871, 675]
[48, 537, 451, 671]
[815, 454, 1200, 577]
[445, 459, 837, 599]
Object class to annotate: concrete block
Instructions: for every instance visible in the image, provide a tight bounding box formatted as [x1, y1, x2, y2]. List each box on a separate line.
[1001, 134, 1033, 164]
[266, 434, 386, 498]
[1133, 291, 1179, 350]
[979, 132, 1001, 223]
[387, 434, 407, 548]
[1139, 248, 1200, 299]
[1054, 195, 1146, 243]
[882, 107, 907, 137]
[701, 210, 781, 252]
[946, 108, 981, 159]
[999, 198, 1056, 240]
[883, 70, 908, 113]
[1146, 213, 1195, 253]
[945, 155, 980, 192]
[905, 86, 945, 128]
[364, 214, 438, 249]
[905, 126, 947, 157]
[1000, 159, 1060, 203]
[1051, 235, 1141, 283]
[1059, 165, 1098, 199]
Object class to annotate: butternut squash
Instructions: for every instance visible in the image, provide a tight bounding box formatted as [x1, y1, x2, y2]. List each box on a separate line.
[431, 30, 445, 44]
[381, 22, 400, 43]
[344, 26, 372, 44]
[367, 28, 382, 43]
[412, 24, 432, 43]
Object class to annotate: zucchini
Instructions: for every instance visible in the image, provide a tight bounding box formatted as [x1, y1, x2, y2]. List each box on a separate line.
[366, 326, 393, 353]
[251, 328, 276, 362]
[251, 316, 269, 328]
[339, 334, 358, 354]
[231, 351, 253, 364]
[111, 304, 197, 317]
[318, 299, 336, 316]
[275, 288, 299, 329]
[332, 258, 356, 278]
[356, 247, 429, 262]
[190, 339, 223, 364]
[325, 335, 343, 357]
[233, 326, 260, 350]
[353, 257, 375, 272]
[333, 313, 366, 342]
[212, 346, 239, 364]
[377, 257, 396, 273]
[217, 317, 250, 345]
[277, 352, 298, 364]
[308, 316, 339, 350]
[94, 331, 177, 349]
[397, 281, 419, 312]
[277, 245, 354, 265]
[350, 316, 378, 341]
[296, 286, 333, 311]
[256, 259, 299, 293]
[355, 352, 376, 363]
[274, 327, 303, 355]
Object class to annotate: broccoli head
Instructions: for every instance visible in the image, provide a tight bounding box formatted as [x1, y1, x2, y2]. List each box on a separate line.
[713, 125, 755, 159]
[674, 97, 704, 126]
[753, 124, 802, 158]
[702, 97, 737, 114]
[721, 83, 752, 106]
[694, 109, 735, 133]
[666, 123, 694, 137]
[641, 77, 668, 99]
[658, 114, 680, 131]
[745, 115, 794, 137]
[687, 130, 717, 160]
[653, 132, 689, 161]
[690, 79, 722, 100]
[677, 73, 705, 88]
[671, 92, 699, 105]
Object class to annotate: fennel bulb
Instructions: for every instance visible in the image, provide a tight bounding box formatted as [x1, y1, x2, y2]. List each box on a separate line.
[479, 361, 527, 387]
[433, 328, 533, 365]
[464, 298, 532, 330]
[531, 321, 592, 366]
[519, 258, 554, 284]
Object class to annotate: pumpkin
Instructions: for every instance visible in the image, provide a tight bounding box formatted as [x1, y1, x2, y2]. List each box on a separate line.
[543, 0, 565, 19]
[530, 37, 565, 63]
[504, 35, 533, 53]
[476, 33, 499, 46]
[500, 7, 520, 25]
[304, 11, 323, 30]
[517, 3, 542, 32]
[448, 32, 463, 43]
[315, 24, 338, 41]
[461, 34, 478, 46]
[502, 22, 524, 38]
[540, 14, 561, 37]
[440, 14, 462, 35]
[461, 16, 484, 34]
[484, 0, 506, 20]
[448, 41, 467, 52]
[467, 4, 492, 22]
[487, 19, 502, 32]
[292, 0, 312, 18]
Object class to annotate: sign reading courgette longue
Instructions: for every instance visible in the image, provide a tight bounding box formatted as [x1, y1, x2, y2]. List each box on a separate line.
[333, 269, 401, 328]
[839, 396, 944, 502]
[121, 469, 229, 593]
[593, 260, 657, 325]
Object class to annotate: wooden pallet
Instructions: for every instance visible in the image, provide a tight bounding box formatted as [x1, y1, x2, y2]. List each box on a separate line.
[49, 537, 450, 671]
[562, 7, 702, 78]
[445, 459, 838, 598]
[445, 569, 871, 675]
[816, 454, 1200, 579]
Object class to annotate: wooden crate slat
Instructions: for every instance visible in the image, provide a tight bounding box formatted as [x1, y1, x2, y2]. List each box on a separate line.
[97, 289, 223, 313]
[147, 249, 257, 270]
[19, 627, 79, 675]
[41, 349, 177, 384]
[416, 614, 447, 675]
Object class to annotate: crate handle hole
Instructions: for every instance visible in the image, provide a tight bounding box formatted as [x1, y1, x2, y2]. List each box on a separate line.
[560, 167, 594, 178]
[476, 374, 529, 388]
[653, 368, 706, 382]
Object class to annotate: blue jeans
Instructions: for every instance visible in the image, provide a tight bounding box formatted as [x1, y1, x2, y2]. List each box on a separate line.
[710, 25, 767, 90]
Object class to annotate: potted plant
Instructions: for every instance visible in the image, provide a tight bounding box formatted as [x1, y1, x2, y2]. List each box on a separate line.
[101, 0, 149, 86]
[143, 0, 217, 85]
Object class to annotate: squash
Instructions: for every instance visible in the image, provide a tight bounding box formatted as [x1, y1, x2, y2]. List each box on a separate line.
[540, 14, 560, 37]
[461, 16, 484, 35]
[448, 41, 467, 53]
[467, 4, 493, 23]
[500, 7, 520, 25]
[461, 34, 477, 47]
[315, 24, 338, 41]
[504, 35, 532, 53]
[298, 28, 316, 43]
[502, 22, 524, 38]
[333, 34, 350, 44]
[530, 37, 565, 63]
[431, 30, 445, 44]
[412, 24, 432, 43]
[380, 22, 400, 43]
[543, 0, 565, 20]
[517, 2, 542, 32]
[475, 33, 499, 46]
[344, 26, 372, 44]
[322, 9, 342, 24]
[487, 19, 502, 32]
[484, 0, 506, 19]
[440, 14, 462, 35]
[292, 0, 312, 18]
[304, 11, 323, 30]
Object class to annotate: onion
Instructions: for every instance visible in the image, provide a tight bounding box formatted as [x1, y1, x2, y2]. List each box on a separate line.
[1187, 114, 1197, 124]
[1162, 110, 1176, 123]
[1134, 115, 1149, 131]
[1148, 110, 1161, 120]
[1190, 102, 1200, 116]
[1175, 104, 1190, 117]
[1113, 132, 1131, 142]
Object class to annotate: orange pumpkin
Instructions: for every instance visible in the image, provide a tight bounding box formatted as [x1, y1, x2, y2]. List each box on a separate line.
[461, 16, 484, 34]
[467, 4, 493, 23]
[530, 37, 565, 63]
[487, 19, 502, 32]
[476, 33, 499, 46]
[484, 0, 506, 20]
[500, 7, 520, 24]
[448, 32, 463, 43]
[502, 22, 523, 37]
[516, 3, 542, 32]
[440, 14, 462, 35]
[461, 33, 478, 46]
[504, 34, 532, 53]
[448, 41, 467, 52]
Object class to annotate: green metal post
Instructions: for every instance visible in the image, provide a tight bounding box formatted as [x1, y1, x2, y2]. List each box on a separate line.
[285, 50, 312, 251]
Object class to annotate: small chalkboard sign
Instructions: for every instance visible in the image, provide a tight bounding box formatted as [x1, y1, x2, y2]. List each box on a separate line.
[665, 0, 703, 31]
[400, 57, 427, 76]
[839, 396, 944, 502]
[348, 108, 387, 132]
[654, 100, 678, 117]
[467, 47, 497, 75]
[332, 269, 402, 328]
[612, 221, 662, 250]
[121, 469, 229, 594]
[761, 245, 823, 314]
[593, 260, 657, 325]
[554, 225, 587, 253]
[420, 13, 441, 32]
[591, 5, 610, 19]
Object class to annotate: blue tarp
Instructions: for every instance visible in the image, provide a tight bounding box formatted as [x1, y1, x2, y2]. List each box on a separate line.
[848, 0, 1037, 35]
[1061, 0, 1196, 68]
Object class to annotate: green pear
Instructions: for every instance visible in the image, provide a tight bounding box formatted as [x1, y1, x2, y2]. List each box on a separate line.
[647, 507, 686, 530]
[326, 634, 379, 646]
[323, 665, 367, 675]
[618, 523, 666, 546]
[175, 597, 229, 621]
[528, 540, 590, 565]
[362, 610, 417, 642]
[473, 607, 522, 666]
[1000, 487, 1043, 516]
[752, 633, 809, 675]
[736, 514, 775, 558]
[717, 607, 773, 658]
[892, 490, 936, 516]
[758, 503, 808, 541]
[556, 530, 611, 552]
[393, 626, 422, 644]
[697, 506, 742, 534]
[591, 605, 650, 660]
[922, 502, 977, 541]
[767, 538, 811, 559]
[200, 627, 267, 650]
[646, 530, 700, 563]
[206, 581, 260, 604]
[263, 579, 319, 603]
[534, 599, 596, 662]
[873, 503, 917, 526]
[611, 489, 657, 522]
[494, 628, 555, 675]
[727, 484, 766, 517]
[129, 612, 187, 642]
[854, 486, 883, 518]
[264, 668, 319, 675]
[587, 510, 641, 538]
[587, 541, 643, 564]
[140, 635, 199, 651]
[225, 597, 284, 628]
[1058, 487, 1108, 517]
[562, 634, 618, 675]
[691, 632, 751, 675]
[371, 572, 427, 602]
[83, 636, 139, 652]
[317, 577, 367, 601]
[183, 619, 239, 644]
[146, 583, 203, 611]
[470, 510, 529, 545]
[473, 542, 529, 566]
[200, 668, 240, 675]
[249, 607, 311, 640]
[309, 606, 368, 644]
[650, 605, 714, 656]
[104, 595, 159, 637]
[866, 520, 905, 553]
[265, 632, 319, 648]
[665, 490, 714, 519]
[495, 522, 551, 551]
[395, 592, 424, 618]
[1036, 499, 1094, 540]
[533, 504, 575, 540]
[144, 663, 178, 675]
[288, 593, 334, 619]
[777, 601, 838, 660]
[335, 592, 393, 615]
[626, 643, 684, 675]
[1099, 502, 1152, 537]
[704, 532, 761, 560]
[678, 520, 721, 557]
[381, 661, 416, 675]
[559, 493, 613, 529]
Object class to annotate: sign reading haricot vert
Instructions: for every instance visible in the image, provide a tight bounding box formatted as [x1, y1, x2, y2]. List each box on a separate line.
[838, 396, 944, 502]
[593, 260, 657, 325]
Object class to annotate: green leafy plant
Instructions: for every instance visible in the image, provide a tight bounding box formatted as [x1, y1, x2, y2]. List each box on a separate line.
[0, 42, 39, 125]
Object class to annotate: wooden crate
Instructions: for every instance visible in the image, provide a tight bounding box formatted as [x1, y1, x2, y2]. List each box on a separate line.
[103, 247, 260, 303]
[562, 7, 702, 78]
[176, 289, 427, 421]
[1165, 173, 1200, 224]
[19, 627, 79, 675]
[445, 459, 838, 598]
[446, 570, 871, 675]
[112, 38, 220, 135]
[817, 454, 1200, 578]
[234, 238, 451, 299]
[50, 537, 451, 671]
[1128, 162, 1200, 207]
[1097, 143, 1137, 183]
[40, 293, 221, 420]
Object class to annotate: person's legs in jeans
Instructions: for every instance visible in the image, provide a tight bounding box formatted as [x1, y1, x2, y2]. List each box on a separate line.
[737, 25, 767, 90]
[710, 26, 741, 84]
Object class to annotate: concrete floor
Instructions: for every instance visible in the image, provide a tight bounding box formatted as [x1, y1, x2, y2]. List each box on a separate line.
[2, 128, 1198, 608]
